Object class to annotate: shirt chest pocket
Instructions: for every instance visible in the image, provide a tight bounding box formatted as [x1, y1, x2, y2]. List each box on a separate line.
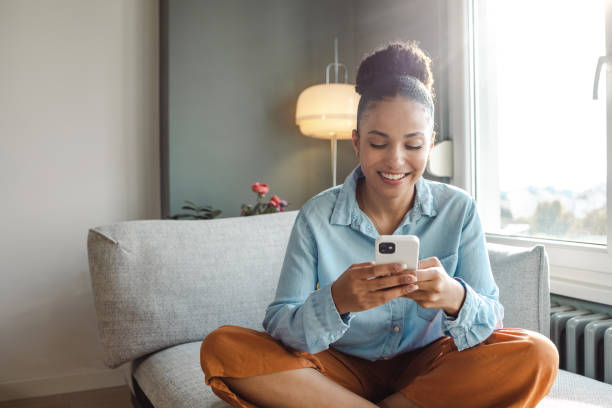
[416, 253, 458, 321]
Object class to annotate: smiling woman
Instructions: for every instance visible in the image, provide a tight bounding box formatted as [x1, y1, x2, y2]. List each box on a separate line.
[200, 41, 559, 408]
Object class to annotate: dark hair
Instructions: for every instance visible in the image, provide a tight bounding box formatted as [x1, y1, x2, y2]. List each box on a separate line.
[355, 41, 435, 132]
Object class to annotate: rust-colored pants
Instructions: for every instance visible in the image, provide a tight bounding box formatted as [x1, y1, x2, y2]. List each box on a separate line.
[200, 326, 558, 408]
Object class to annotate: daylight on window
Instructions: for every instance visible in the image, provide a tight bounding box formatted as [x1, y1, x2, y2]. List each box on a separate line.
[478, 0, 607, 245]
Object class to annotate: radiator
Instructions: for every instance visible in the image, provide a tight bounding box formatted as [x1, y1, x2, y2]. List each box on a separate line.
[550, 301, 612, 384]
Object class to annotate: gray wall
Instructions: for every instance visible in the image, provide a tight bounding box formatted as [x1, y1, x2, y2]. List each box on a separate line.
[167, 0, 448, 218]
[168, 0, 358, 218]
[353, 0, 449, 145]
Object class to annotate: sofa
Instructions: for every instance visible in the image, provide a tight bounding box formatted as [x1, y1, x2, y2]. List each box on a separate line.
[87, 210, 612, 407]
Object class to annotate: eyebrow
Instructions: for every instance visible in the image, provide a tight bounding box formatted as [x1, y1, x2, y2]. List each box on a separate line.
[367, 130, 424, 138]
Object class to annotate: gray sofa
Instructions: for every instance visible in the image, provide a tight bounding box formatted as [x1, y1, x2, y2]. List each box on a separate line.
[87, 211, 612, 407]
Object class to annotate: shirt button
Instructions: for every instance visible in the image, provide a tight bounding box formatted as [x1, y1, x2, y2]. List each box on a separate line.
[393, 325, 400, 333]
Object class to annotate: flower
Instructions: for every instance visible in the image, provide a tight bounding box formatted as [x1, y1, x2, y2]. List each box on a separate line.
[269, 195, 282, 208]
[251, 182, 269, 196]
[241, 183, 289, 216]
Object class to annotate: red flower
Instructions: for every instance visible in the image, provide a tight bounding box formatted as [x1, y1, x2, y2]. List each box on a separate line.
[269, 195, 282, 207]
[251, 182, 269, 196]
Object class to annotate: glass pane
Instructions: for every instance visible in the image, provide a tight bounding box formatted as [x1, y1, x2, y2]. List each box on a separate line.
[474, 0, 607, 245]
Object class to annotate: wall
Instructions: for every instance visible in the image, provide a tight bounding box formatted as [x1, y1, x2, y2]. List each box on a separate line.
[353, 0, 449, 143]
[168, 0, 359, 219]
[0, 0, 159, 401]
[167, 0, 448, 219]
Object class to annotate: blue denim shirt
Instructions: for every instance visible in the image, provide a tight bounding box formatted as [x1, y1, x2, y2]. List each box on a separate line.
[263, 165, 504, 360]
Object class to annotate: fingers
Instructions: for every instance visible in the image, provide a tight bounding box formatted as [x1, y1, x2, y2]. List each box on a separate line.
[353, 262, 404, 280]
[410, 278, 437, 291]
[373, 263, 405, 276]
[418, 257, 441, 269]
[351, 262, 376, 269]
[348, 262, 375, 278]
[368, 273, 417, 291]
[401, 288, 440, 306]
[400, 275, 447, 305]
[414, 267, 440, 282]
[376, 283, 420, 303]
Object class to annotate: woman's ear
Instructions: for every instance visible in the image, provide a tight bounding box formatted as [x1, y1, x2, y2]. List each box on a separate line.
[351, 129, 360, 157]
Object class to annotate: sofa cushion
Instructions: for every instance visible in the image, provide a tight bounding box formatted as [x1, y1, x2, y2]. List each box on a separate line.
[132, 342, 229, 408]
[538, 370, 612, 407]
[87, 211, 299, 368]
[132, 341, 610, 408]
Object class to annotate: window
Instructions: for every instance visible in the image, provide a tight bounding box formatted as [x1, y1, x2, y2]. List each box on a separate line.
[447, 0, 612, 305]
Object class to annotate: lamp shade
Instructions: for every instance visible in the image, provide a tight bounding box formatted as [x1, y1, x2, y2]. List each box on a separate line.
[295, 83, 359, 139]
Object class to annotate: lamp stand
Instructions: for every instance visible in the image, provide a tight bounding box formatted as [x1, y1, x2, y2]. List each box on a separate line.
[331, 134, 337, 187]
[326, 37, 343, 187]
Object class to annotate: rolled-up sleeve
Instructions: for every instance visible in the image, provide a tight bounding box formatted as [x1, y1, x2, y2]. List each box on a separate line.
[262, 211, 352, 354]
[442, 200, 504, 351]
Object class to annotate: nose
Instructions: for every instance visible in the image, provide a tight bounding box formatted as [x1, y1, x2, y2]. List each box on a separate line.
[385, 143, 405, 167]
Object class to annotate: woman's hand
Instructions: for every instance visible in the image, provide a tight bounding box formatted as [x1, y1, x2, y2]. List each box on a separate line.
[402, 257, 466, 317]
[331, 262, 419, 315]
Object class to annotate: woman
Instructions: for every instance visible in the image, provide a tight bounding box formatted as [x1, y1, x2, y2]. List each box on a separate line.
[201, 41, 559, 408]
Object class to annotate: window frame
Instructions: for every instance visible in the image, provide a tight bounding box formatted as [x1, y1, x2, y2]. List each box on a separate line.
[447, 0, 612, 306]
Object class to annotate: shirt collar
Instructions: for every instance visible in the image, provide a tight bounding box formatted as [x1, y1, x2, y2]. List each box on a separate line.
[330, 165, 436, 230]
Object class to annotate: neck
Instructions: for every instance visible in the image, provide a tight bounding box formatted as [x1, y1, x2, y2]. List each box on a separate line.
[357, 178, 416, 229]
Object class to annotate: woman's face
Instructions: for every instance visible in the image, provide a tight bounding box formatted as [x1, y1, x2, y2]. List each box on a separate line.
[352, 95, 434, 200]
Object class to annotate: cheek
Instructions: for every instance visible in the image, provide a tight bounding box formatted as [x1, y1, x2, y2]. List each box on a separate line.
[410, 150, 430, 170]
[358, 147, 378, 163]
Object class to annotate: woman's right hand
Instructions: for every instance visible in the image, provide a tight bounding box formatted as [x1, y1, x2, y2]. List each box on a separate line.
[330, 262, 418, 315]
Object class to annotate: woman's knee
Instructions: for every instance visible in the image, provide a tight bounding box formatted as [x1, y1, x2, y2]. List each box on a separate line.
[523, 331, 559, 377]
[201, 325, 251, 367]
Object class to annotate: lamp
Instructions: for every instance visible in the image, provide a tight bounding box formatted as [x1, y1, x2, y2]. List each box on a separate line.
[296, 38, 359, 187]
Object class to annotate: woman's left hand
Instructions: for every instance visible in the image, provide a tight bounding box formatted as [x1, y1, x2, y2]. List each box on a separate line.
[401, 257, 466, 317]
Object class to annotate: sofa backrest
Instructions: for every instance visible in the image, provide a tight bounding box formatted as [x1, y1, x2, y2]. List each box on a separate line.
[87, 210, 550, 368]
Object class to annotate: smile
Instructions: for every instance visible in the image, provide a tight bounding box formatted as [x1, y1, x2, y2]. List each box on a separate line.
[379, 171, 408, 181]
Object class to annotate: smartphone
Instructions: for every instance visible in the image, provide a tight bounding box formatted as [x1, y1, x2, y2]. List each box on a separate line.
[374, 235, 420, 272]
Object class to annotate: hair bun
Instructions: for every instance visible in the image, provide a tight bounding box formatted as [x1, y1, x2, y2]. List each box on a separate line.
[355, 41, 433, 96]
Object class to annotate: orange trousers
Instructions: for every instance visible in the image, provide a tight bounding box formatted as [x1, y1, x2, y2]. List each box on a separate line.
[200, 326, 558, 408]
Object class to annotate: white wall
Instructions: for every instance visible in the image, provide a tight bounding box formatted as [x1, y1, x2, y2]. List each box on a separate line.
[0, 0, 159, 401]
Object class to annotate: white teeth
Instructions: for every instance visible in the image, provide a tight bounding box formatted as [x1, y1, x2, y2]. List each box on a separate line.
[380, 172, 406, 180]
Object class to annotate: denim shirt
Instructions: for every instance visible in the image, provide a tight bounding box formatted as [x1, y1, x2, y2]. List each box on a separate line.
[263, 165, 504, 360]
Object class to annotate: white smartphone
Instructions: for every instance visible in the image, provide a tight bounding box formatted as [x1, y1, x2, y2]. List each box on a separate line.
[374, 235, 420, 272]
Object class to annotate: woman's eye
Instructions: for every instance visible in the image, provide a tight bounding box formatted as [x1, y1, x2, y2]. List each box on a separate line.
[368, 143, 423, 150]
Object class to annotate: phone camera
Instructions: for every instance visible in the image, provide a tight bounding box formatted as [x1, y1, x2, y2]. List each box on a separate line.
[379, 242, 396, 254]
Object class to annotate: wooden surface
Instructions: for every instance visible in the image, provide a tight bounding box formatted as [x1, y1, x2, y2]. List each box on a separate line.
[0, 386, 131, 408]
